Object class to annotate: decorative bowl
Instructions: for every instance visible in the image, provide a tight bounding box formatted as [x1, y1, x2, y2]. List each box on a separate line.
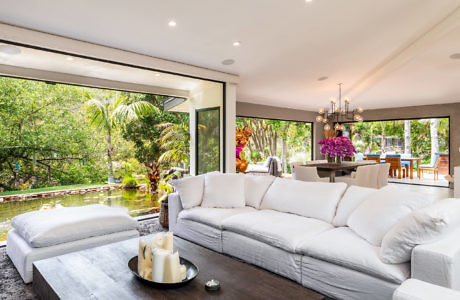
[128, 256, 199, 289]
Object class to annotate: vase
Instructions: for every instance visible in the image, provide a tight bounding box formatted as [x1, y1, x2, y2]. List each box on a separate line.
[335, 156, 342, 164]
[327, 155, 335, 163]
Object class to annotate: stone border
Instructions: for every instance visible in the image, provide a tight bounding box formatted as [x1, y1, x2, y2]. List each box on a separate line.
[0, 185, 122, 203]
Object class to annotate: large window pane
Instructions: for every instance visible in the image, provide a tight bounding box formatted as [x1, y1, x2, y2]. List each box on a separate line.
[196, 107, 220, 174]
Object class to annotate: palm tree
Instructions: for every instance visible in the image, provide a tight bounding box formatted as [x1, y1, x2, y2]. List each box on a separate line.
[157, 122, 190, 168]
[85, 93, 157, 183]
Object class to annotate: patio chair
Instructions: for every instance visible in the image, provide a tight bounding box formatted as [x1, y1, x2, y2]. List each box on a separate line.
[420, 155, 441, 180]
[365, 154, 381, 163]
[291, 165, 328, 182]
[386, 154, 410, 179]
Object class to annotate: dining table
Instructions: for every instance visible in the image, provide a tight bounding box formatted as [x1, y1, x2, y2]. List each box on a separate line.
[401, 157, 422, 179]
[301, 161, 378, 182]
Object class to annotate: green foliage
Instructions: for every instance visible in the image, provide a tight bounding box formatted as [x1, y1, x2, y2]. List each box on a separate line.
[122, 175, 138, 187]
[121, 94, 189, 166]
[157, 122, 190, 168]
[351, 118, 449, 164]
[236, 117, 312, 170]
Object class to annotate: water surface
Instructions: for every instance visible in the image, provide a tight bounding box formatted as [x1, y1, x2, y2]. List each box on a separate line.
[0, 189, 161, 242]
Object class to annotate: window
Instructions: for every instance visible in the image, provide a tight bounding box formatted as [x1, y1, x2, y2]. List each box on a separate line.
[196, 107, 220, 174]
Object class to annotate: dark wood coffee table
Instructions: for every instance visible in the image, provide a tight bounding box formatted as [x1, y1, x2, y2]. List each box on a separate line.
[33, 235, 324, 299]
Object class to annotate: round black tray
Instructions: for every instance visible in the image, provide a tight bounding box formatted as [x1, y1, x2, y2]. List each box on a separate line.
[128, 256, 199, 289]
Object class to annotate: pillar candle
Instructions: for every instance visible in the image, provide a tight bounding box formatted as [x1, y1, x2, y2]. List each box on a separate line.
[138, 238, 152, 280]
[152, 248, 170, 282]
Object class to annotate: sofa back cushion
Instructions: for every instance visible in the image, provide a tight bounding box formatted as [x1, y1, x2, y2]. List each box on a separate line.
[244, 175, 276, 208]
[172, 175, 205, 209]
[333, 185, 377, 227]
[201, 172, 246, 208]
[380, 198, 460, 264]
[347, 185, 433, 246]
[260, 178, 347, 223]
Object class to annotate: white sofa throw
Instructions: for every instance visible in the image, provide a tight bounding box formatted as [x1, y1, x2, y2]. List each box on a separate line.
[260, 178, 347, 223]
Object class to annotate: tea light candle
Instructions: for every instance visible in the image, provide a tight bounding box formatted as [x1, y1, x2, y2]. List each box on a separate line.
[205, 279, 221, 291]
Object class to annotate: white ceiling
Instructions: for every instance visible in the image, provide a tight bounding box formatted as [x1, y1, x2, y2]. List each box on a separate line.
[0, 44, 203, 91]
[0, 0, 459, 111]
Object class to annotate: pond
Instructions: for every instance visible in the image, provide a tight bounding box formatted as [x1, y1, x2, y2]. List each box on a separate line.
[0, 189, 162, 242]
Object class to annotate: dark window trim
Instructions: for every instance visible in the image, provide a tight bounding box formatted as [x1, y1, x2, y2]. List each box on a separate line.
[235, 115, 314, 161]
[196, 107, 221, 175]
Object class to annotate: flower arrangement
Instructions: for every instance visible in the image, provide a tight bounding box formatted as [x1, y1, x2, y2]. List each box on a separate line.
[318, 136, 356, 158]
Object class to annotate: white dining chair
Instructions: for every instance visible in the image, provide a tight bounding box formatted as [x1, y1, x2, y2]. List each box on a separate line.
[292, 165, 329, 182]
[335, 164, 381, 188]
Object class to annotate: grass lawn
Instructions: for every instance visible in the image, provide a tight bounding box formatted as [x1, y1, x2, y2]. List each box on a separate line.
[0, 183, 119, 197]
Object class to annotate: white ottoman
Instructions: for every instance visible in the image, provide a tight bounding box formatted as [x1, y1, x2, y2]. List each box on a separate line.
[393, 279, 460, 300]
[6, 204, 139, 283]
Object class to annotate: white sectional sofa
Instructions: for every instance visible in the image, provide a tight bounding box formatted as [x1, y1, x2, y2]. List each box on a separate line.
[169, 172, 460, 300]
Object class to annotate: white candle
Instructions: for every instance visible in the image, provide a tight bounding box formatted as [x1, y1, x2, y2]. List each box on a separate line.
[138, 238, 152, 280]
[163, 251, 181, 283]
[151, 232, 174, 252]
[152, 248, 170, 282]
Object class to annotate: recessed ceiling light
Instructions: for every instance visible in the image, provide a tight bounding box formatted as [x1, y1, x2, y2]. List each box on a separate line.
[66, 56, 74, 61]
[222, 59, 235, 65]
[154, 73, 161, 77]
[168, 20, 177, 27]
[305, 0, 313, 2]
[450, 53, 460, 59]
[0, 45, 21, 55]
[317, 76, 328, 81]
[233, 41, 241, 47]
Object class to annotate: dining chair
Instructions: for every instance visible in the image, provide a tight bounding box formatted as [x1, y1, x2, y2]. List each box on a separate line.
[335, 164, 380, 188]
[385, 154, 409, 179]
[420, 155, 441, 180]
[292, 165, 328, 182]
[377, 163, 390, 188]
[365, 154, 381, 163]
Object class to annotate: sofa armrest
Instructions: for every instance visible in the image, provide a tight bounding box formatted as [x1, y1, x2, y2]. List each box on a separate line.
[168, 192, 183, 233]
[393, 279, 460, 300]
[411, 230, 460, 290]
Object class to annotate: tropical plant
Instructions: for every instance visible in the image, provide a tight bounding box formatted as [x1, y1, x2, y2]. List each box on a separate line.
[85, 92, 157, 183]
[157, 122, 190, 168]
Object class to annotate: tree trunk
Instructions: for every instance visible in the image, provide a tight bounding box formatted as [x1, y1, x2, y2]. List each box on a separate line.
[281, 138, 287, 174]
[430, 119, 439, 165]
[107, 130, 115, 184]
[404, 120, 411, 154]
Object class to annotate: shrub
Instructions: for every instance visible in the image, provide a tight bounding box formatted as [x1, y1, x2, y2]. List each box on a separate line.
[122, 176, 138, 189]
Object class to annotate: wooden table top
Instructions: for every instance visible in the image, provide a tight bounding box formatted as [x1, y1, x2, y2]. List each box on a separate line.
[33, 235, 324, 300]
[302, 161, 377, 171]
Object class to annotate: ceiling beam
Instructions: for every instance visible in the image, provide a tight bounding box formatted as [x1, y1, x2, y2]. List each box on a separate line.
[346, 5, 460, 99]
[0, 64, 190, 98]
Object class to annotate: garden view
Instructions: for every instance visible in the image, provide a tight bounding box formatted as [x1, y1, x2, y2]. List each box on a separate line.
[0, 76, 190, 241]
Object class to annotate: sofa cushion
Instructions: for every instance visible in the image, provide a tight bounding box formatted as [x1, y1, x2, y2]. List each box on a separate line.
[201, 173, 246, 208]
[380, 198, 460, 264]
[244, 175, 276, 208]
[171, 175, 205, 209]
[222, 210, 333, 252]
[11, 204, 138, 248]
[332, 185, 377, 227]
[260, 178, 347, 223]
[297, 227, 410, 284]
[178, 206, 256, 229]
[347, 185, 433, 246]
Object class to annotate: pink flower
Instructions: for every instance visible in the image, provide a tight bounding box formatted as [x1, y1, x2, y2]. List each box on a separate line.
[318, 136, 356, 158]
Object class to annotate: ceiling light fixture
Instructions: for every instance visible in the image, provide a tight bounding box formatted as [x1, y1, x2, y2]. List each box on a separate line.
[168, 20, 177, 27]
[316, 83, 363, 131]
[154, 73, 161, 77]
[317, 76, 328, 81]
[222, 59, 235, 65]
[66, 56, 74, 61]
[233, 41, 241, 47]
[450, 53, 460, 60]
[305, 0, 313, 3]
[0, 45, 21, 55]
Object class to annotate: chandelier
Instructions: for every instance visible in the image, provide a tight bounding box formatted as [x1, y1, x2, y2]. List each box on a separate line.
[315, 83, 363, 131]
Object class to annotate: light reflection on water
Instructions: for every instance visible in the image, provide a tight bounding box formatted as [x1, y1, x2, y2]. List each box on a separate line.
[0, 189, 161, 242]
